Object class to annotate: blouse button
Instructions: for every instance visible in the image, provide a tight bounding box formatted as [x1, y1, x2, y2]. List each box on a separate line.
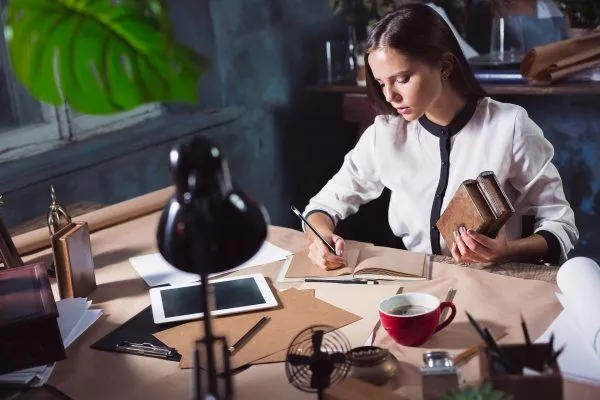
[431, 225, 437, 231]
[436, 193, 441, 198]
[441, 161, 447, 166]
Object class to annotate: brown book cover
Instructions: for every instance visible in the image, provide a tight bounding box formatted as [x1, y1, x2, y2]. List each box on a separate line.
[52, 221, 96, 299]
[436, 171, 514, 249]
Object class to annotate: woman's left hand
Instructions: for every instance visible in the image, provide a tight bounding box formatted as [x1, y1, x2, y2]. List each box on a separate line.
[450, 226, 511, 264]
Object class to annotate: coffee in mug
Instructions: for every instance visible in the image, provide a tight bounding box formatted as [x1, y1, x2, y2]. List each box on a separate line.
[389, 304, 432, 316]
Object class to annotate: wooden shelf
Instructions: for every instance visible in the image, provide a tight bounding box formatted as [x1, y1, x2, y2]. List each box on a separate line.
[305, 82, 600, 96]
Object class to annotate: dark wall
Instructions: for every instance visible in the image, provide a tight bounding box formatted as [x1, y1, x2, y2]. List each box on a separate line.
[501, 94, 600, 260]
[207, 0, 348, 228]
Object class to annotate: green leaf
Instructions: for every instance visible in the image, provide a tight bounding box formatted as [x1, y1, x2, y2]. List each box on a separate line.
[5, 0, 209, 115]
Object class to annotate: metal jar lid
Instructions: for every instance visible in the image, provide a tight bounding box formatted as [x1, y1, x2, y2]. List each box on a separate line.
[423, 351, 455, 368]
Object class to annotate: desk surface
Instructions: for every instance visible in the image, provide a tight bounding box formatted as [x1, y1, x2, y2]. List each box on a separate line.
[16, 206, 598, 400]
[305, 82, 600, 96]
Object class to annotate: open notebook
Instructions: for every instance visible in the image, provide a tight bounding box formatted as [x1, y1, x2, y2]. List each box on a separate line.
[278, 245, 427, 282]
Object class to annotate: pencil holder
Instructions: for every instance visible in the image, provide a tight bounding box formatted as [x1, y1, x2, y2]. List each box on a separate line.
[479, 343, 562, 400]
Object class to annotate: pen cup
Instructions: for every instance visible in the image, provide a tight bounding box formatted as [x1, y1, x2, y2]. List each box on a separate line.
[479, 343, 562, 400]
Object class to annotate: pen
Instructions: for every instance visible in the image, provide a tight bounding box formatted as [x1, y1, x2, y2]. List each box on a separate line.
[305, 278, 380, 285]
[290, 206, 337, 254]
[228, 316, 270, 355]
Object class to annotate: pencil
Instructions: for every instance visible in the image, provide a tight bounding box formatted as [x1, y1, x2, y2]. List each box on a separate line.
[228, 316, 270, 355]
[291, 206, 337, 254]
[453, 343, 483, 366]
[453, 332, 508, 366]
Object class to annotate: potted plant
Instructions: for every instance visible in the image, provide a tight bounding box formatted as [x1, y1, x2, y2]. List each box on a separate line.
[444, 382, 513, 400]
[4, 0, 209, 115]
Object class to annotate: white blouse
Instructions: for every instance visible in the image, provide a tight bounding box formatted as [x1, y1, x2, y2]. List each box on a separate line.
[303, 97, 578, 263]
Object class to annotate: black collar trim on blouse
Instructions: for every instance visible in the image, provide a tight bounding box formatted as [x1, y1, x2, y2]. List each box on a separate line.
[419, 99, 478, 137]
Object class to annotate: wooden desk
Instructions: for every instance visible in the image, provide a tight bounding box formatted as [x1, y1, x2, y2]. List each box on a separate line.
[7, 192, 598, 400]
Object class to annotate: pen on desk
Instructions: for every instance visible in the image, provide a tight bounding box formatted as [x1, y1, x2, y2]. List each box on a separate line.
[305, 278, 380, 285]
[290, 206, 337, 255]
[228, 316, 270, 355]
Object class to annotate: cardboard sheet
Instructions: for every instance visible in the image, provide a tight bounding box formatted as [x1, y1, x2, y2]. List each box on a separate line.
[154, 288, 361, 370]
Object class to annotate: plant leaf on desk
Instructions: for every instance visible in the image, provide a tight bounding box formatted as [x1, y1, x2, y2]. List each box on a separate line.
[5, 0, 209, 114]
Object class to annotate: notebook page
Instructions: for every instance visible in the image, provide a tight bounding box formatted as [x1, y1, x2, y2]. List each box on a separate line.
[556, 257, 600, 358]
[283, 249, 359, 279]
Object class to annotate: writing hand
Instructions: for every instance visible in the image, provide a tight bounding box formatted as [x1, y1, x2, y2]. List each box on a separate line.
[308, 233, 346, 270]
[451, 226, 511, 264]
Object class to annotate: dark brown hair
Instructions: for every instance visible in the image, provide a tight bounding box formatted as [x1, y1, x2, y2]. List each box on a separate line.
[365, 3, 487, 116]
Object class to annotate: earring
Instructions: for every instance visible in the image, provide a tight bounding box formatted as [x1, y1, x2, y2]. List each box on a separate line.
[442, 73, 449, 81]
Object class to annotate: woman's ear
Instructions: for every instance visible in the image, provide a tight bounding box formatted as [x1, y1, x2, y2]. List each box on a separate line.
[440, 52, 455, 80]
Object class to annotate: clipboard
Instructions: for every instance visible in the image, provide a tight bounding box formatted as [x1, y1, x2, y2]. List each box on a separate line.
[90, 306, 182, 362]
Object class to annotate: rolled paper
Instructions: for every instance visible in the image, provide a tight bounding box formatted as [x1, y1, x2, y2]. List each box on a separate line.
[520, 31, 600, 85]
[13, 186, 174, 256]
[556, 257, 600, 359]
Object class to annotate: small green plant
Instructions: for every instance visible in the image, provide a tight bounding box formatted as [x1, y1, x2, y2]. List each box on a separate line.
[443, 382, 513, 400]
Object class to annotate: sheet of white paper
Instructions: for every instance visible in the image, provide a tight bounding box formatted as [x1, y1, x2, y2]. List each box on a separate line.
[0, 363, 55, 385]
[56, 297, 90, 342]
[537, 0, 563, 19]
[427, 3, 478, 59]
[0, 297, 101, 385]
[129, 241, 292, 287]
[556, 257, 600, 358]
[64, 309, 103, 348]
[30, 363, 56, 387]
[537, 309, 600, 385]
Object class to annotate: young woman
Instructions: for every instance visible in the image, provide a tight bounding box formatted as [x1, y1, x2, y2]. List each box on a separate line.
[302, 3, 578, 270]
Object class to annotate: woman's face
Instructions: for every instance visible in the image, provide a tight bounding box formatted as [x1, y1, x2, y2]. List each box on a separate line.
[368, 47, 443, 121]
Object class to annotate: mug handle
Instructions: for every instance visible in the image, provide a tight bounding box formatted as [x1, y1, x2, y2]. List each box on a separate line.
[435, 301, 456, 333]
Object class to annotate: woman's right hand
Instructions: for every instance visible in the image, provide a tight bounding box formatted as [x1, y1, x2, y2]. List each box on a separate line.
[308, 233, 346, 270]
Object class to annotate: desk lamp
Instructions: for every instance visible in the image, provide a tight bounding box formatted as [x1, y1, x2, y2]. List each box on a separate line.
[157, 136, 267, 400]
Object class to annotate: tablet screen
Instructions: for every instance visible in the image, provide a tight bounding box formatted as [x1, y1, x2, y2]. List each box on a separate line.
[161, 276, 266, 318]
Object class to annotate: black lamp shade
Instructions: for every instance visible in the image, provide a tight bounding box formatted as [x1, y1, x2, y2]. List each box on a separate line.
[157, 137, 268, 275]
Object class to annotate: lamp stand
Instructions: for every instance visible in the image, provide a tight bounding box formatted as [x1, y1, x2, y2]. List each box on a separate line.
[187, 208, 233, 400]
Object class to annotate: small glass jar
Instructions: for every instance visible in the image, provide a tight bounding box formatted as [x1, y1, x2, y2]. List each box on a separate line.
[421, 351, 459, 400]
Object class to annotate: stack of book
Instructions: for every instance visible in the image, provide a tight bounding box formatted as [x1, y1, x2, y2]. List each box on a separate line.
[0, 297, 102, 387]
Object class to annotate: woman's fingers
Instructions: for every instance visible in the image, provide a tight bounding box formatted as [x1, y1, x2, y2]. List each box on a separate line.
[453, 229, 487, 263]
[308, 238, 345, 270]
[332, 234, 345, 256]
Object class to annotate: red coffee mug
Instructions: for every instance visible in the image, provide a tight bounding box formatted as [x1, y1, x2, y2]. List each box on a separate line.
[378, 292, 456, 346]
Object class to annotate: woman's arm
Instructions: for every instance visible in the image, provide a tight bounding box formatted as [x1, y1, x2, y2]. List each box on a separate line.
[453, 108, 578, 265]
[508, 108, 578, 263]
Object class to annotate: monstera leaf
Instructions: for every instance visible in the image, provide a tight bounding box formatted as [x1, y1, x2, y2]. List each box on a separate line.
[4, 0, 209, 114]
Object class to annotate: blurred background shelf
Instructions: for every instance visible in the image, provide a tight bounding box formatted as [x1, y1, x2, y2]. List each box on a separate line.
[305, 82, 600, 96]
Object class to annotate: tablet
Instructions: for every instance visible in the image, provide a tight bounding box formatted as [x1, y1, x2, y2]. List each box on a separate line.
[149, 273, 278, 324]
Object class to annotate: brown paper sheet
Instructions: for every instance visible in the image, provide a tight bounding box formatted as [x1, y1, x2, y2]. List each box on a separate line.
[285, 245, 425, 280]
[520, 31, 600, 84]
[154, 288, 361, 370]
[13, 186, 173, 256]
